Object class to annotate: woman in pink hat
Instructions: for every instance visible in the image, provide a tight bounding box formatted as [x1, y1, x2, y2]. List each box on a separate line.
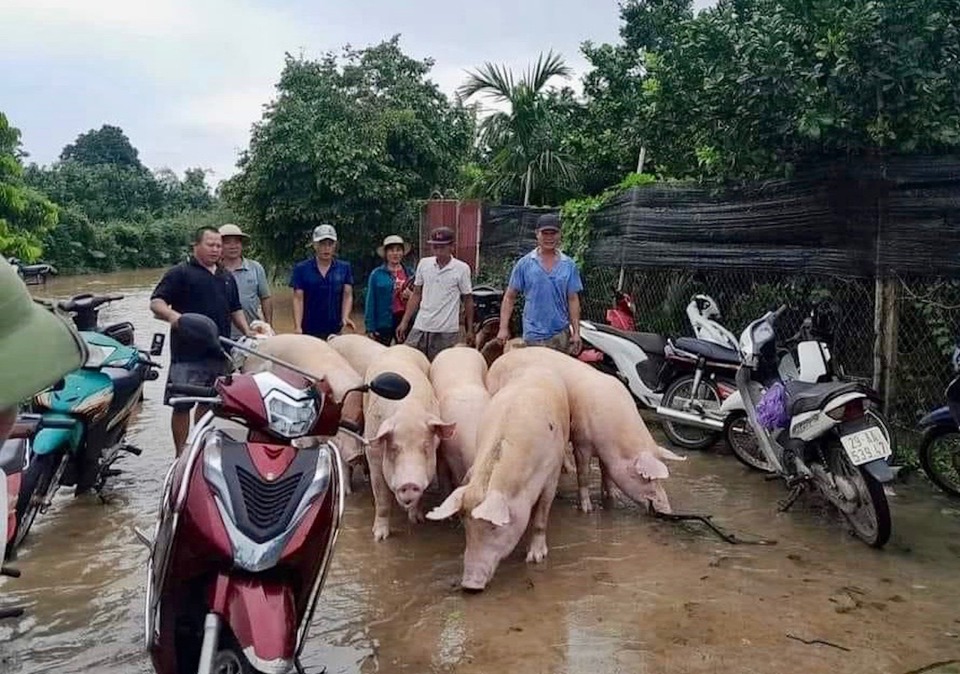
[364, 235, 414, 345]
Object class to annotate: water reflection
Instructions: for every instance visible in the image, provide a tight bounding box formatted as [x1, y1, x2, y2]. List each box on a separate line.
[0, 269, 957, 674]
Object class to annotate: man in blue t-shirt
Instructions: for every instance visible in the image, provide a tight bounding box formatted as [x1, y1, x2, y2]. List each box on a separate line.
[496, 213, 584, 354]
[289, 224, 355, 339]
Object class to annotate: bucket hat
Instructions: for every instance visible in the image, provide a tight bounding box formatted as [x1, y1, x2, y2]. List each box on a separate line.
[377, 235, 413, 258]
[0, 258, 88, 408]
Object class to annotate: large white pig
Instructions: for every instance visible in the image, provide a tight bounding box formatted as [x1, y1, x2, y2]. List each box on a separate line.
[242, 334, 367, 490]
[327, 334, 387, 379]
[429, 347, 491, 485]
[487, 347, 683, 514]
[427, 370, 569, 591]
[365, 346, 456, 540]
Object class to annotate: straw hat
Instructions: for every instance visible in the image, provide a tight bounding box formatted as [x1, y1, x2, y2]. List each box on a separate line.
[377, 235, 412, 258]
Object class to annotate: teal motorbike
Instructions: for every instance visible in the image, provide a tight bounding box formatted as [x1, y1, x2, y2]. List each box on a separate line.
[13, 294, 163, 551]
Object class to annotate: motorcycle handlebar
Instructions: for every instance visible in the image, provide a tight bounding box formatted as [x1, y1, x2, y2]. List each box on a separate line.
[166, 383, 217, 398]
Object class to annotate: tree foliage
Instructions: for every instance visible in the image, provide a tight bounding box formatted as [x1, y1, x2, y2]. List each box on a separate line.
[60, 124, 144, 169]
[0, 113, 58, 261]
[459, 51, 577, 205]
[222, 36, 474, 269]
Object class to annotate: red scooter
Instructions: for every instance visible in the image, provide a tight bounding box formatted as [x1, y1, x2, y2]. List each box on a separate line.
[140, 314, 410, 674]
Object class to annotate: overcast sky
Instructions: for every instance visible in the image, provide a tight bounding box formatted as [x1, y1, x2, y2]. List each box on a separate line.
[0, 0, 710, 183]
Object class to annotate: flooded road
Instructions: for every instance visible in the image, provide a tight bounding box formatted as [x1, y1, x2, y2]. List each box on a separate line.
[3, 269, 960, 673]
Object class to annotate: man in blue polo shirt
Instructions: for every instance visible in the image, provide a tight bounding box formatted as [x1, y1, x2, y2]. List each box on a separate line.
[496, 213, 584, 354]
[289, 224, 356, 339]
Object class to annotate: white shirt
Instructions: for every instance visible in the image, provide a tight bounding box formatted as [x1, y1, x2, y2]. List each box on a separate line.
[412, 256, 472, 333]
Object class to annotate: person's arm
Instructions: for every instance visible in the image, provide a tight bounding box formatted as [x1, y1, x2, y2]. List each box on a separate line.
[289, 264, 304, 334]
[256, 263, 273, 324]
[292, 290, 304, 334]
[150, 268, 183, 327]
[396, 285, 422, 342]
[496, 287, 518, 342]
[365, 273, 378, 339]
[341, 284, 355, 331]
[462, 294, 475, 340]
[231, 310, 253, 337]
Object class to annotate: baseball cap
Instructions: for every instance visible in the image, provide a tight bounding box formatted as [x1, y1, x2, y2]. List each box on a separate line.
[0, 258, 88, 408]
[218, 223, 249, 239]
[536, 213, 561, 232]
[312, 224, 338, 243]
[427, 227, 455, 246]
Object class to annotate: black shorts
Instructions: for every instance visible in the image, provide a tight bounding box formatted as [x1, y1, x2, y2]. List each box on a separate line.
[164, 359, 226, 410]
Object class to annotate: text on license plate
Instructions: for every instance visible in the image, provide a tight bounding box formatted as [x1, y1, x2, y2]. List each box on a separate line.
[840, 427, 891, 466]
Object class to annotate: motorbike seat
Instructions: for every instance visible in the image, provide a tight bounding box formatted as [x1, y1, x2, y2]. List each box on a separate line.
[589, 324, 667, 356]
[784, 380, 864, 416]
[673, 337, 740, 364]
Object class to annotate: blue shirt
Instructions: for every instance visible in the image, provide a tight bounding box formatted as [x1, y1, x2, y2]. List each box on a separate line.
[289, 258, 354, 338]
[507, 249, 584, 341]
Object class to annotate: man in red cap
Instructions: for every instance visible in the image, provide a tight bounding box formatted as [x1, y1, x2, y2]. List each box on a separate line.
[397, 227, 474, 360]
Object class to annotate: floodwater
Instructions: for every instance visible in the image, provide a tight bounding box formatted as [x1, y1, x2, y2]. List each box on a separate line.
[3, 268, 960, 674]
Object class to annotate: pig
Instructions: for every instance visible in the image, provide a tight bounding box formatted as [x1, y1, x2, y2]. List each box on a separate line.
[389, 343, 431, 375]
[242, 334, 367, 489]
[427, 370, 570, 591]
[487, 347, 684, 515]
[365, 346, 456, 540]
[429, 347, 491, 485]
[327, 334, 387, 379]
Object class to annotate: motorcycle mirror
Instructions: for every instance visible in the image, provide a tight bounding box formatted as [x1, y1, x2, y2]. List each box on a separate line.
[177, 313, 221, 351]
[366, 372, 410, 401]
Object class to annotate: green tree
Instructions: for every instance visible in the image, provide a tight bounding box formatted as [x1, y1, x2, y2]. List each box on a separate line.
[222, 36, 474, 269]
[634, 0, 960, 179]
[60, 124, 144, 169]
[0, 113, 58, 261]
[459, 51, 577, 205]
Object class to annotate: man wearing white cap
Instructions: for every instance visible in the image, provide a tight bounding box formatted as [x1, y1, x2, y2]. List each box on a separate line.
[219, 223, 273, 337]
[289, 224, 355, 339]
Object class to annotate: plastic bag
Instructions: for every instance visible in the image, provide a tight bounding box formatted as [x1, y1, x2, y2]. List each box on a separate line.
[757, 382, 789, 430]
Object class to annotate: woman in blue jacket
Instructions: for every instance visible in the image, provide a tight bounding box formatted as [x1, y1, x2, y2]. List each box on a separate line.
[365, 235, 414, 345]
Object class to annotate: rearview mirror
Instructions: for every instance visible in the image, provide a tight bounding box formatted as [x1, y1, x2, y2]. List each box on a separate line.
[367, 372, 410, 401]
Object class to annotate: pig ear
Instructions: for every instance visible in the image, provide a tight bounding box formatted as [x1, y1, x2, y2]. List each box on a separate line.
[374, 418, 395, 443]
[634, 453, 669, 480]
[426, 486, 466, 521]
[471, 489, 511, 526]
[657, 445, 686, 462]
[428, 417, 457, 440]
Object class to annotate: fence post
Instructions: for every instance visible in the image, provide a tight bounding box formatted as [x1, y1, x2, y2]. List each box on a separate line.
[872, 276, 900, 415]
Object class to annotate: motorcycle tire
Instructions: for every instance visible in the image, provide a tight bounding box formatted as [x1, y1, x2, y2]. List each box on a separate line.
[724, 413, 775, 473]
[659, 374, 722, 451]
[12, 453, 60, 552]
[824, 444, 891, 549]
[918, 425, 960, 498]
[213, 647, 261, 674]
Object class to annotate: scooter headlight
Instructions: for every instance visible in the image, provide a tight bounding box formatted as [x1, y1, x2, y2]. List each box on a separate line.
[265, 391, 318, 438]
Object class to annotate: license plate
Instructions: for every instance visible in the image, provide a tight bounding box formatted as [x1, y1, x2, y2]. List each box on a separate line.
[840, 427, 891, 466]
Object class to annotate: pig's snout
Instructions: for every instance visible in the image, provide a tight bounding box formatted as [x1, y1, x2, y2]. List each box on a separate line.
[461, 568, 491, 593]
[396, 483, 423, 508]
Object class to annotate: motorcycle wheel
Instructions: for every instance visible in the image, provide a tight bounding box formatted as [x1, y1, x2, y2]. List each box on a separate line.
[822, 443, 891, 548]
[12, 453, 60, 551]
[918, 425, 960, 498]
[659, 375, 722, 450]
[725, 413, 774, 473]
[213, 646, 263, 674]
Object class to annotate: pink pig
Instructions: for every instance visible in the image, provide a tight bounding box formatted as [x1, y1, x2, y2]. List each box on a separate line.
[487, 347, 684, 514]
[429, 347, 491, 485]
[427, 370, 569, 591]
[327, 333, 387, 379]
[364, 346, 456, 541]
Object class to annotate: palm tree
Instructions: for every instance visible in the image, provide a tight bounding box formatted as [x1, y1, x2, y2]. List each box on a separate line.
[458, 51, 576, 205]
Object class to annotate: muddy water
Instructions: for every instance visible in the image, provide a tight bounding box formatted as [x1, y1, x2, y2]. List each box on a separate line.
[3, 269, 960, 673]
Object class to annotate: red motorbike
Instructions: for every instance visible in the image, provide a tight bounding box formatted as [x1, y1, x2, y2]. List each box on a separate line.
[140, 314, 410, 674]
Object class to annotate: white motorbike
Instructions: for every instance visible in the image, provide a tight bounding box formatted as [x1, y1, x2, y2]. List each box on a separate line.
[733, 306, 893, 548]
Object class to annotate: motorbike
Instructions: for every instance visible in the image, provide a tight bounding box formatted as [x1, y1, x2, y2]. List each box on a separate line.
[916, 347, 960, 498]
[720, 302, 894, 472]
[733, 306, 893, 548]
[13, 294, 163, 552]
[140, 313, 411, 674]
[7, 256, 57, 286]
[0, 418, 30, 619]
[579, 288, 740, 450]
